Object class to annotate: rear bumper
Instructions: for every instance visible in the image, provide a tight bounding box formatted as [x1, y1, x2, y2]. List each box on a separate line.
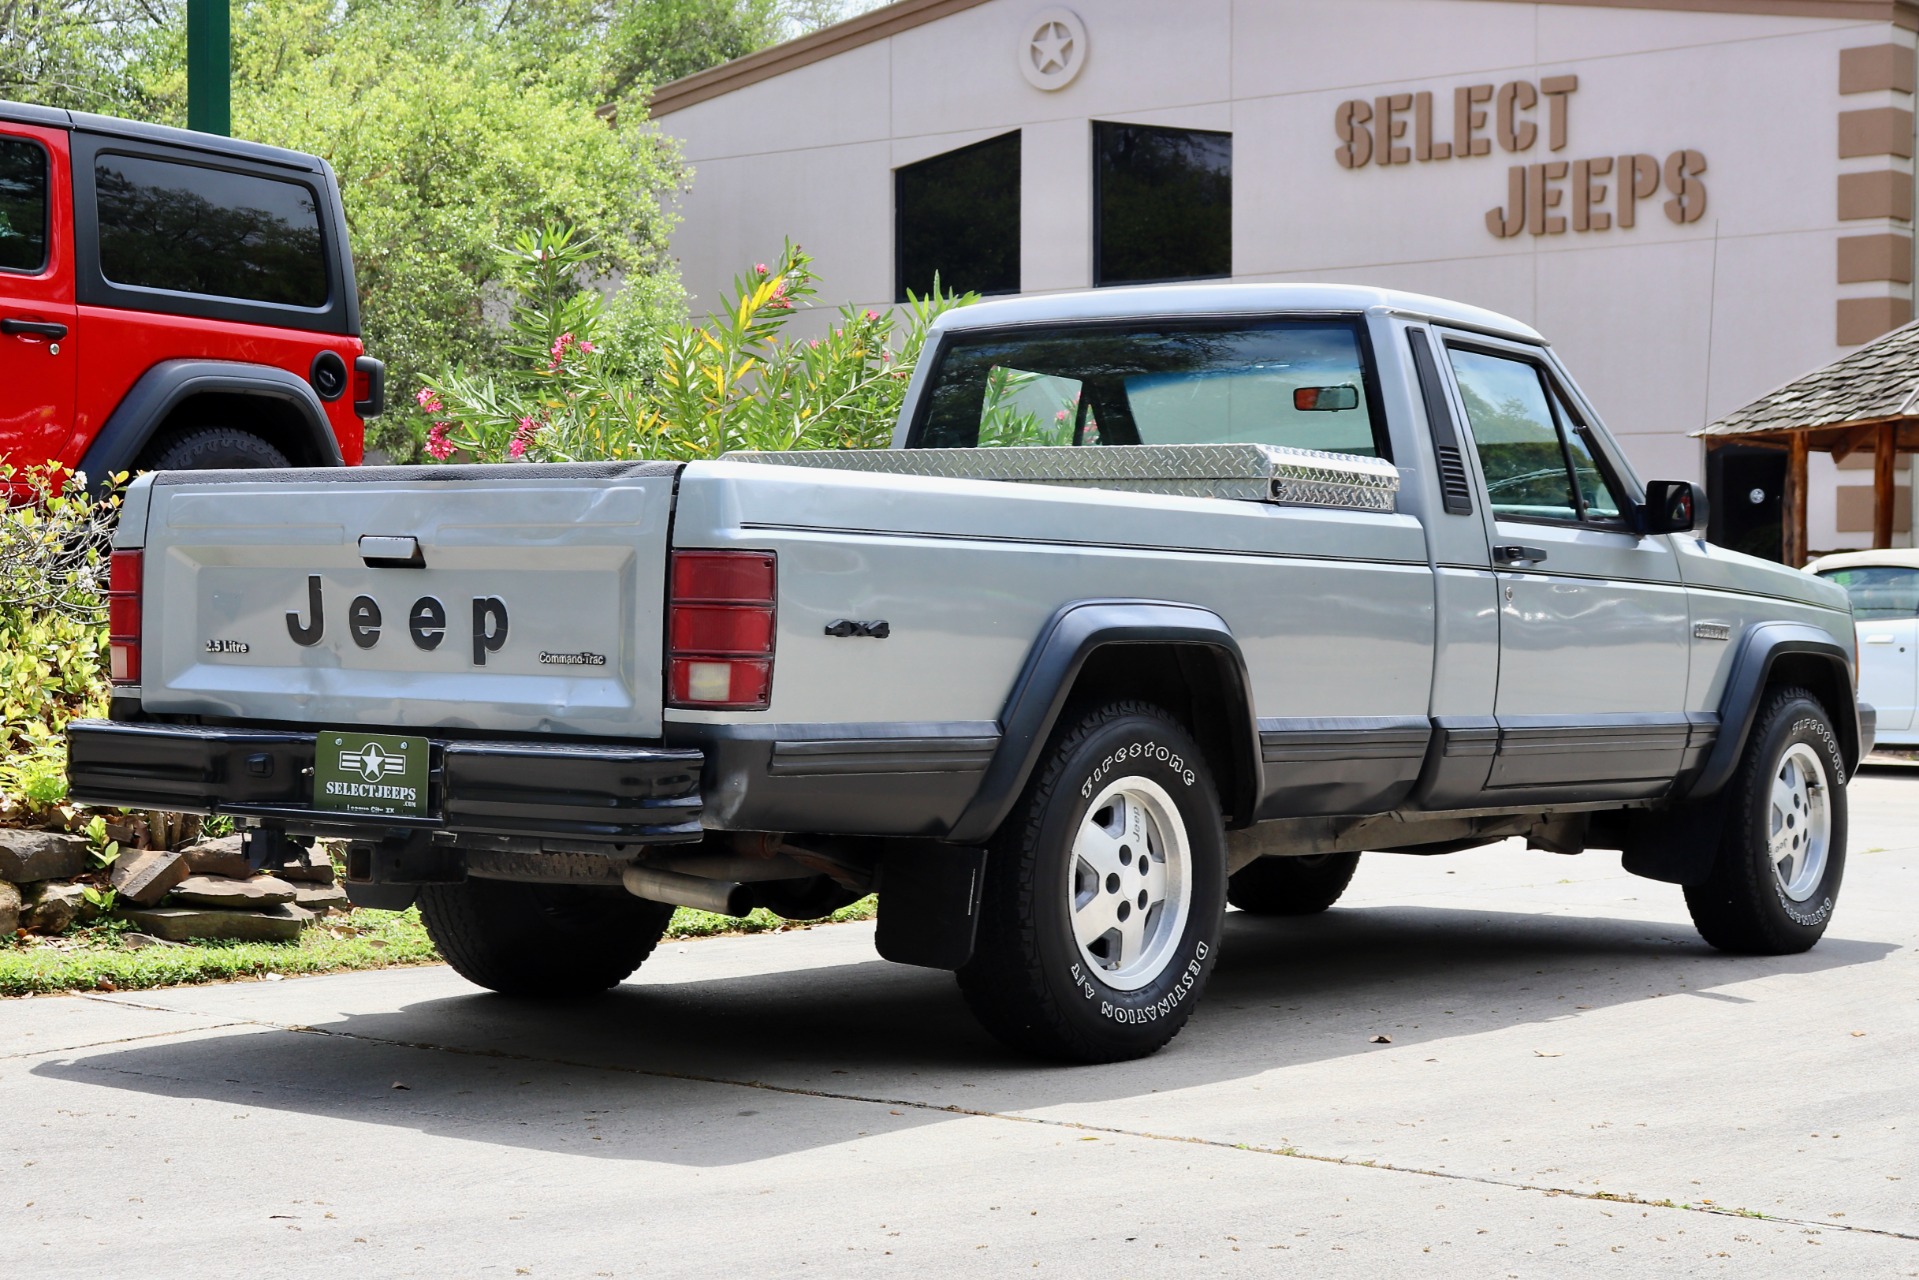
[66, 720, 703, 844]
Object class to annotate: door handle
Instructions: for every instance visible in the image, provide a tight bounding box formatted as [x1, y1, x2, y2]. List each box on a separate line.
[1, 318, 68, 339]
[1864, 634, 1895, 644]
[1493, 544, 1549, 566]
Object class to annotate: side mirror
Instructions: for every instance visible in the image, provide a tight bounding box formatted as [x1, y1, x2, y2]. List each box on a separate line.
[1642, 480, 1705, 534]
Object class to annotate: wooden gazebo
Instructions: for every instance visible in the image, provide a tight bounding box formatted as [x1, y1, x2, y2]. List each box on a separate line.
[1696, 319, 1919, 566]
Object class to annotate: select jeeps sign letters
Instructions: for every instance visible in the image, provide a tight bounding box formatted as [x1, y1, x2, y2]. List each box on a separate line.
[1333, 75, 1707, 238]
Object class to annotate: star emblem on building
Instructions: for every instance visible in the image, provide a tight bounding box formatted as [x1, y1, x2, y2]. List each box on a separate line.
[1031, 22, 1072, 75]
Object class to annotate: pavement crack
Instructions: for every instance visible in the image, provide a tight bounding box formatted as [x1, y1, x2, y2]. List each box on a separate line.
[0, 1021, 253, 1063]
[197, 1013, 1919, 1245]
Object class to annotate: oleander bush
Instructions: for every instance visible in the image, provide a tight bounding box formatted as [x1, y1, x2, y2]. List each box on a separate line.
[419, 227, 975, 464]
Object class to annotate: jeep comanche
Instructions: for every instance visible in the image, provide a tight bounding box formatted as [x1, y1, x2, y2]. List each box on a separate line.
[66, 284, 1871, 1062]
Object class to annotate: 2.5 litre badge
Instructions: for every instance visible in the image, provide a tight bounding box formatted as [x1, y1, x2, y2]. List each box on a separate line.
[313, 732, 429, 817]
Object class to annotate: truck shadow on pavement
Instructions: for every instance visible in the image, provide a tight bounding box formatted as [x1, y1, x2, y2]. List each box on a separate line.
[30, 902, 1897, 1166]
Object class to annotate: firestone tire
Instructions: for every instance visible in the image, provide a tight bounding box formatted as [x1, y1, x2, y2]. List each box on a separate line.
[144, 427, 289, 472]
[1226, 851, 1360, 916]
[1684, 687, 1848, 955]
[418, 879, 675, 996]
[956, 701, 1227, 1063]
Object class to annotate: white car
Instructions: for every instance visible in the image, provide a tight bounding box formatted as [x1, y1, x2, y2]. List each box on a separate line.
[1808, 548, 1919, 747]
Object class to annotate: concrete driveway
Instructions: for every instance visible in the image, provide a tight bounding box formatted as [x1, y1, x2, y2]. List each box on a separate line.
[5, 771, 1917, 1278]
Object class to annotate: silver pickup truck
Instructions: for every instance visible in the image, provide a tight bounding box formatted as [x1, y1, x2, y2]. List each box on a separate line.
[67, 284, 1872, 1062]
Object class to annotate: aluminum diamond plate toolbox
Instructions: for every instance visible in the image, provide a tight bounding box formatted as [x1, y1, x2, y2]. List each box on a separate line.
[726, 444, 1399, 511]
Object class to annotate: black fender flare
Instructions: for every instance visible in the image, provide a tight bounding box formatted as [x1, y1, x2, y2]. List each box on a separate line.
[1627, 621, 1859, 886]
[1685, 621, 1861, 800]
[78, 359, 342, 487]
[945, 600, 1261, 845]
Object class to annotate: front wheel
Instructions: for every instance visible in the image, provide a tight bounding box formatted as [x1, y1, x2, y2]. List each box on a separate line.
[956, 701, 1227, 1063]
[1684, 686, 1848, 954]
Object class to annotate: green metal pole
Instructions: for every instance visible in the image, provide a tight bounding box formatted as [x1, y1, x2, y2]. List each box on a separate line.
[186, 0, 231, 136]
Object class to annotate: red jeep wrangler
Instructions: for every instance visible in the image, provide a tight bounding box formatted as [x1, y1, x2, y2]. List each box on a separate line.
[0, 99, 380, 482]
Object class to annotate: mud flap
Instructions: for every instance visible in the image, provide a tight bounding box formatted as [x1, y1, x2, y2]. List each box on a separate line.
[876, 844, 988, 970]
[1620, 798, 1729, 886]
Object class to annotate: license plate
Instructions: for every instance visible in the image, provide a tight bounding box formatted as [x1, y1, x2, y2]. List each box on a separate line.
[313, 731, 430, 817]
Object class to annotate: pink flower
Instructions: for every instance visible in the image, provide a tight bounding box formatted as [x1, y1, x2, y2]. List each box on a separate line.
[424, 422, 455, 461]
[508, 415, 541, 461]
[1055, 410, 1069, 422]
[577, 339, 597, 354]
[863, 310, 879, 322]
[766, 280, 791, 311]
[415, 387, 443, 415]
[548, 332, 576, 369]
[755, 263, 768, 275]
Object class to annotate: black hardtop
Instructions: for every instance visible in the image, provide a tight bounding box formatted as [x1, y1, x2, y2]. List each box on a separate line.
[0, 98, 330, 175]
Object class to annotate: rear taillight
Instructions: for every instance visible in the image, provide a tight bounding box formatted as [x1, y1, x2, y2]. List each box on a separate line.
[667, 550, 776, 710]
[106, 549, 142, 685]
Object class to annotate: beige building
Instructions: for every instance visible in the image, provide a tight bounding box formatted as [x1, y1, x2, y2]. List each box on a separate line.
[652, 0, 1919, 557]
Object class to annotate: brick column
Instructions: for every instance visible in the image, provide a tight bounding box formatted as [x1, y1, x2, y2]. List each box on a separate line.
[1837, 41, 1918, 346]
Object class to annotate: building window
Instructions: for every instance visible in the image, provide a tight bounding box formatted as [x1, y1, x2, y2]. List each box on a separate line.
[895, 131, 1020, 302]
[1094, 122, 1231, 287]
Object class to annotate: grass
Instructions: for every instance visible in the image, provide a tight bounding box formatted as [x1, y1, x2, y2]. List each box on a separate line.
[0, 895, 879, 998]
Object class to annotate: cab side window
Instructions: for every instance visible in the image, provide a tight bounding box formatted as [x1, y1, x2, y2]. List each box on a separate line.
[1447, 346, 1626, 525]
[0, 137, 49, 274]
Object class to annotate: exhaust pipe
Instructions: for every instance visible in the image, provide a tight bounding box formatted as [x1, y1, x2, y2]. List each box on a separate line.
[622, 865, 754, 916]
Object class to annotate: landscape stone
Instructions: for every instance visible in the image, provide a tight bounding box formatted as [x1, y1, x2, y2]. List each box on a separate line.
[115, 904, 304, 943]
[0, 830, 90, 884]
[181, 836, 251, 879]
[169, 874, 297, 908]
[0, 880, 19, 934]
[109, 849, 189, 907]
[293, 883, 351, 915]
[24, 882, 88, 934]
[271, 846, 338, 884]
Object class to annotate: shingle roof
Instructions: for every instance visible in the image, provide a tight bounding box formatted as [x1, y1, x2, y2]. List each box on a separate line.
[1697, 318, 1919, 438]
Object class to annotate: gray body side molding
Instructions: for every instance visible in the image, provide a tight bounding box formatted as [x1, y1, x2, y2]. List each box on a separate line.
[944, 600, 1260, 845]
[78, 359, 342, 486]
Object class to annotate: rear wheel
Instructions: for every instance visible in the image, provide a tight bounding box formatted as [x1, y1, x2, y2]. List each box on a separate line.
[1684, 687, 1847, 954]
[1227, 851, 1360, 916]
[418, 879, 675, 996]
[956, 701, 1226, 1063]
[144, 427, 289, 472]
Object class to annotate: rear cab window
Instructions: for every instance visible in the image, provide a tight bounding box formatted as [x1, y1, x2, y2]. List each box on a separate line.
[0, 136, 49, 274]
[913, 319, 1387, 458]
[94, 152, 327, 307]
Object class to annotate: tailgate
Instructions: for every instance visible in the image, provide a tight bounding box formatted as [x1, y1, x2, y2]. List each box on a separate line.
[133, 462, 681, 737]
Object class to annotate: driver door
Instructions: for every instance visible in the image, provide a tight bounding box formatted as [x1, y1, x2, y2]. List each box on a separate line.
[0, 123, 77, 471]
[1440, 336, 1693, 797]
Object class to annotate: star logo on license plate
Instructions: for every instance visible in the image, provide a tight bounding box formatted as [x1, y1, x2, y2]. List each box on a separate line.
[340, 740, 407, 783]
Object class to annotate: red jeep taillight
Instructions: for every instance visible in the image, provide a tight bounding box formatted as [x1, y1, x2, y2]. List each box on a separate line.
[106, 550, 142, 685]
[667, 550, 776, 710]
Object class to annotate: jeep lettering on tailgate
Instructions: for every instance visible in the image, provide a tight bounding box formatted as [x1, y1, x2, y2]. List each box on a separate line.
[285, 575, 510, 664]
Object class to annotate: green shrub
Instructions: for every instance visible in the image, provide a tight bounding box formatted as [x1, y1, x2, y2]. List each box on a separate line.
[421, 229, 974, 464]
[0, 466, 117, 820]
